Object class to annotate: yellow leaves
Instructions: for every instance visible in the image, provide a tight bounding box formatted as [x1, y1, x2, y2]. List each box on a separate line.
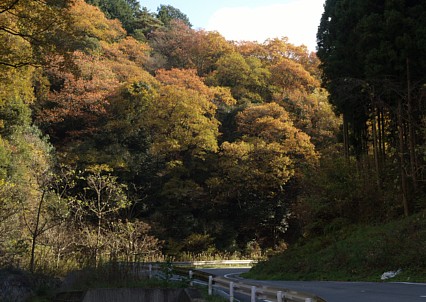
[210, 86, 237, 106]
[147, 84, 220, 159]
[221, 141, 251, 159]
[0, 63, 35, 104]
[219, 139, 294, 193]
[70, 0, 126, 43]
[0, 0, 69, 67]
[0, 22, 33, 67]
[0, 18, 35, 103]
[270, 57, 320, 94]
[85, 164, 113, 174]
[237, 102, 290, 140]
[100, 36, 150, 66]
[236, 102, 319, 165]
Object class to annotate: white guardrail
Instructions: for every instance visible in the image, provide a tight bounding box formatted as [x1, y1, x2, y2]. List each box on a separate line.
[126, 261, 326, 302]
[210, 275, 326, 302]
[174, 259, 257, 267]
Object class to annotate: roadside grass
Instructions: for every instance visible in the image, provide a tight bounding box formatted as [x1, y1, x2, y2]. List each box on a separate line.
[245, 211, 426, 282]
[29, 264, 227, 302]
[198, 286, 229, 302]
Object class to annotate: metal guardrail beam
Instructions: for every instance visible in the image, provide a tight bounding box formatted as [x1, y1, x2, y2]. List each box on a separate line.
[172, 260, 257, 267]
[117, 262, 327, 302]
[213, 276, 326, 302]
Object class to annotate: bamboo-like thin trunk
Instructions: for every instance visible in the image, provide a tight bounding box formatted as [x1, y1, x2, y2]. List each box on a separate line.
[406, 58, 417, 192]
[343, 113, 349, 160]
[398, 98, 409, 217]
[30, 190, 46, 273]
[380, 109, 386, 161]
[371, 110, 381, 189]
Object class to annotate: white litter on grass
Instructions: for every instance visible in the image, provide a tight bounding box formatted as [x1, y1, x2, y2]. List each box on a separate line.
[381, 269, 402, 280]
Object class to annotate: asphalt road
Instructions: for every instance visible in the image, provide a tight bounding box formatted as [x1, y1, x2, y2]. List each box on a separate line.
[199, 268, 426, 302]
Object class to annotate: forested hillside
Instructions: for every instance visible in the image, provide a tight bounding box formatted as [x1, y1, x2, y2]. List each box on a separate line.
[250, 0, 426, 281]
[0, 0, 425, 279]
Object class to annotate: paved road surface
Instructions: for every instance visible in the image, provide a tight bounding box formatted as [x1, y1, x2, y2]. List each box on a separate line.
[199, 268, 426, 302]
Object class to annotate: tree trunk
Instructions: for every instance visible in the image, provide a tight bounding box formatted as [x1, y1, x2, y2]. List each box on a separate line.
[371, 109, 382, 189]
[406, 58, 417, 192]
[30, 190, 46, 273]
[380, 109, 386, 161]
[96, 214, 101, 267]
[397, 98, 409, 217]
[343, 113, 350, 160]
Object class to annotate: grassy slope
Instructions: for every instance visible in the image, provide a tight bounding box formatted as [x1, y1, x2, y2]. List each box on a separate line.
[246, 211, 426, 282]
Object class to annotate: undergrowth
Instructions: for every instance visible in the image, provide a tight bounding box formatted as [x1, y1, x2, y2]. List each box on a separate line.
[245, 211, 426, 282]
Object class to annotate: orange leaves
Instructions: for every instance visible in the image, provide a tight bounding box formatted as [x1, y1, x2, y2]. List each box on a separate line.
[234, 37, 321, 102]
[155, 68, 237, 107]
[155, 68, 211, 97]
[150, 20, 233, 75]
[38, 51, 120, 139]
[270, 57, 320, 94]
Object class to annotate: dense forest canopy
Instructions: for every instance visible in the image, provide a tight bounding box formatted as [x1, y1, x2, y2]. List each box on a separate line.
[317, 0, 426, 218]
[0, 0, 424, 276]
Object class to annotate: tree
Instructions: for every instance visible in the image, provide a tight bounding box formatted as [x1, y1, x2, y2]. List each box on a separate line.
[76, 165, 130, 266]
[0, 0, 71, 67]
[35, 51, 118, 145]
[131, 7, 163, 40]
[210, 52, 271, 103]
[147, 84, 220, 162]
[105, 219, 161, 262]
[181, 29, 234, 76]
[70, 0, 126, 45]
[208, 102, 317, 247]
[25, 165, 76, 273]
[236, 102, 318, 165]
[317, 0, 426, 216]
[86, 0, 137, 33]
[149, 19, 195, 70]
[156, 5, 191, 28]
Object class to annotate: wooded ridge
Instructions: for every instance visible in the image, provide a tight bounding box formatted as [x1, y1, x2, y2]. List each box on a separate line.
[0, 0, 425, 287]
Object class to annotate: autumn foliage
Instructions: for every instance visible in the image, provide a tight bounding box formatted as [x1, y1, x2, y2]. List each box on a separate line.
[0, 0, 355, 273]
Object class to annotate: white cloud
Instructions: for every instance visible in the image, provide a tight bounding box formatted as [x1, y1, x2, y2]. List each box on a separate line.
[206, 0, 324, 51]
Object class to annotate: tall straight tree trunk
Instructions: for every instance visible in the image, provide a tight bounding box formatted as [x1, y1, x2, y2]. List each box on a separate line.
[371, 108, 381, 189]
[398, 98, 409, 217]
[380, 109, 386, 161]
[377, 107, 382, 162]
[343, 113, 350, 160]
[30, 190, 46, 273]
[377, 107, 384, 163]
[406, 58, 417, 192]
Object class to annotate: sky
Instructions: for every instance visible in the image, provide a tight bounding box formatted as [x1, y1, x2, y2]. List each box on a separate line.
[139, 0, 326, 51]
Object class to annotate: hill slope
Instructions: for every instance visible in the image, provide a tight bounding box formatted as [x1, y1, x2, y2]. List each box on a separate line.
[245, 211, 426, 282]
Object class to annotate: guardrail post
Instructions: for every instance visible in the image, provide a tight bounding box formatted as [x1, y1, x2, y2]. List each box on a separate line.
[230, 282, 234, 302]
[251, 286, 256, 302]
[189, 270, 193, 286]
[208, 276, 213, 295]
[148, 264, 152, 279]
[277, 291, 283, 302]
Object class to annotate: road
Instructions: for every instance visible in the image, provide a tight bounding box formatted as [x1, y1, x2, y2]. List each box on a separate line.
[199, 268, 426, 302]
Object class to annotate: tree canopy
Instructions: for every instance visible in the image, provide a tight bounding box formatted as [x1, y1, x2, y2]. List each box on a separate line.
[3, 0, 424, 277]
